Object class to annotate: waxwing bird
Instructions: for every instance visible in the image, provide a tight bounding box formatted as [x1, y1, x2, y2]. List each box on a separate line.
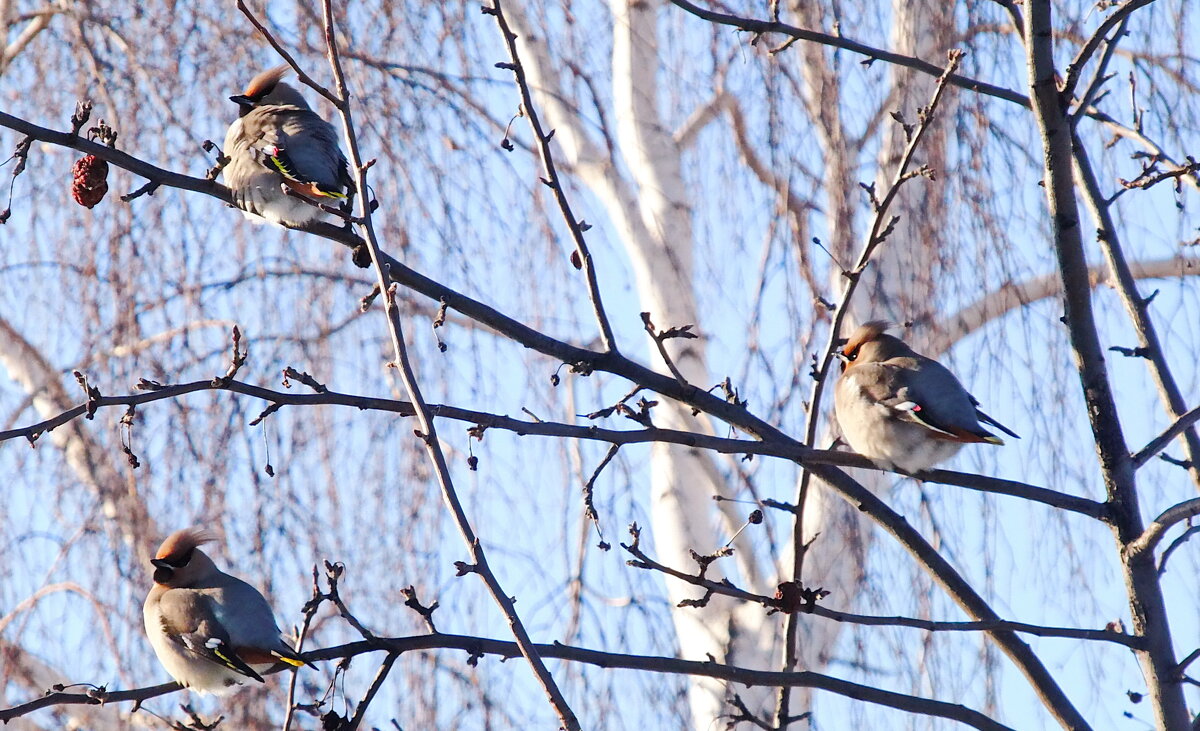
[143, 528, 308, 694]
[222, 65, 353, 227]
[833, 321, 1019, 474]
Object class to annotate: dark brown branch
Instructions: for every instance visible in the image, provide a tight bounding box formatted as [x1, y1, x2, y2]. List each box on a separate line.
[0, 635, 1015, 731]
[1072, 136, 1200, 490]
[0, 378, 1108, 521]
[1062, 0, 1158, 99]
[1025, 1, 1185, 726]
[1132, 405, 1200, 468]
[622, 527, 1142, 647]
[665, 0, 1026, 105]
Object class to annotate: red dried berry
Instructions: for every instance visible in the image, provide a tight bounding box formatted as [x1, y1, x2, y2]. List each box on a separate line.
[72, 154, 109, 208]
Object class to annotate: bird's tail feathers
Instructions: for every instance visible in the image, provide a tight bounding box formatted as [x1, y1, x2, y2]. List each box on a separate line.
[272, 647, 317, 669]
[976, 409, 1021, 440]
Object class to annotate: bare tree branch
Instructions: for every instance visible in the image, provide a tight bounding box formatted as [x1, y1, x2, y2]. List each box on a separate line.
[0, 634, 1016, 731]
[488, 0, 619, 353]
[1126, 498, 1200, 559]
[0, 377, 1109, 520]
[1025, 1, 1186, 726]
[298, 0, 579, 725]
[1062, 0, 1158, 99]
[1133, 405, 1200, 468]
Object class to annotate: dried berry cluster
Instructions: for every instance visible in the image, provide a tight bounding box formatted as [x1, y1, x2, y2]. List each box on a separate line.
[71, 154, 109, 208]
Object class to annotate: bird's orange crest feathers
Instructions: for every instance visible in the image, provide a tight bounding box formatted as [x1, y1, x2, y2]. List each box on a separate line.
[242, 65, 290, 99]
[841, 320, 891, 358]
[155, 527, 215, 561]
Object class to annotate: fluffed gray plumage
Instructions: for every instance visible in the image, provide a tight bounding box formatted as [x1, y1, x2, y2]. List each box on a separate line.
[143, 528, 308, 694]
[222, 66, 352, 226]
[833, 321, 1018, 474]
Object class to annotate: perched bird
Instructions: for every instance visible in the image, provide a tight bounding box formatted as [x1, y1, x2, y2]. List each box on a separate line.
[222, 65, 352, 227]
[833, 321, 1019, 474]
[143, 528, 308, 694]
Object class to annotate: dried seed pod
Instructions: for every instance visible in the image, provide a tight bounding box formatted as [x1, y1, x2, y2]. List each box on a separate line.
[71, 154, 109, 208]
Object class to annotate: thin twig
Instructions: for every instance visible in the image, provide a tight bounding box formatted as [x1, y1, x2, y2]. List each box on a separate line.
[308, 2, 580, 727]
[1069, 14, 1129, 122]
[282, 566, 325, 731]
[235, 0, 341, 105]
[1157, 525, 1200, 576]
[486, 0, 619, 354]
[344, 652, 399, 730]
[1062, 0, 1158, 99]
[779, 49, 964, 728]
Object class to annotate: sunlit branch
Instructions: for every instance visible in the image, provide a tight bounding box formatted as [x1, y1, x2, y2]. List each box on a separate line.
[1062, 0, 1158, 99]
[1025, 1, 1185, 726]
[1132, 405, 1200, 468]
[1125, 498, 1200, 558]
[930, 256, 1200, 357]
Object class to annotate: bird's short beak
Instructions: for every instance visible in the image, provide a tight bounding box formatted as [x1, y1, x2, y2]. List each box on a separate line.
[229, 94, 255, 108]
[834, 351, 849, 362]
[151, 558, 172, 569]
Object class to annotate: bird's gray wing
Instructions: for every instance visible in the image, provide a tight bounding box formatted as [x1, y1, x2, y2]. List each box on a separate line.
[888, 357, 1003, 443]
[206, 579, 310, 668]
[156, 589, 266, 682]
[239, 107, 350, 196]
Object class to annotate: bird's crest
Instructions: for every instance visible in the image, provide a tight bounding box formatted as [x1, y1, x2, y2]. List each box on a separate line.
[242, 65, 291, 100]
[155, 527, 214, 563]
[841, 320, 891, 360]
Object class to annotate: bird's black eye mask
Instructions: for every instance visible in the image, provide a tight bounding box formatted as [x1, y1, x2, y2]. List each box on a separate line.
[229, 94, 256, 117]
[151, 547, 195, 581]
[834, 338, 858, 364]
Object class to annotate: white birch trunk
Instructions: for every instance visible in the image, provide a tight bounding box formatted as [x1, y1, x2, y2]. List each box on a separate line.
[511, 1, 779, 724]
